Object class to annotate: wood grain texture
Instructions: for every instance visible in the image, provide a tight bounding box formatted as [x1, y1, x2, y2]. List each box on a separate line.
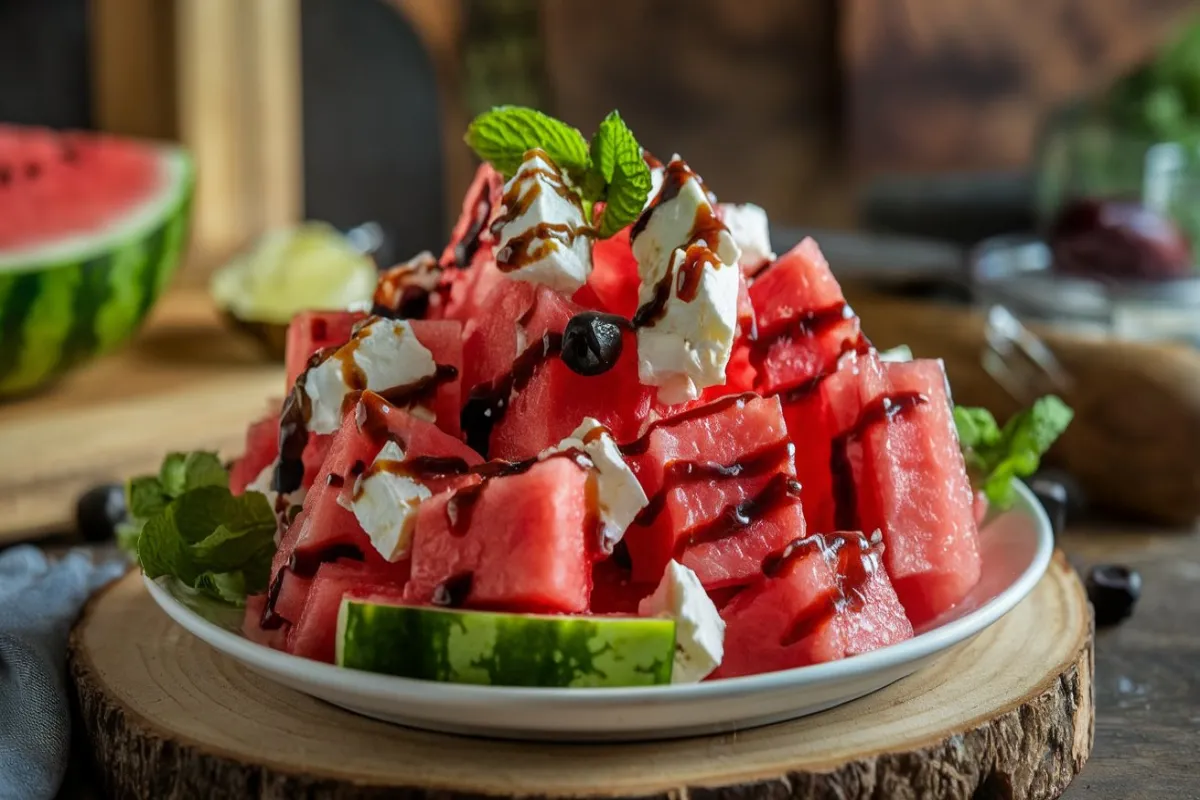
[68, 556, 1092, 799]
[89, 0, 177, 139]
[844, 0, 1198, 173]
[844, 288, 1200, 524]
[0, 290, 283, 543]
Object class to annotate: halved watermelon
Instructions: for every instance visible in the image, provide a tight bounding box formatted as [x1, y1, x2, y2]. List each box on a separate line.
[747, 237, 865, 395]
[714, 531, 912, 678]
[0, 125, 192, 395]
[622, 394, 806, 588]
[850, 358, 981, 627]
[405, 456, 593, 613]
[284, 310, 366, 390]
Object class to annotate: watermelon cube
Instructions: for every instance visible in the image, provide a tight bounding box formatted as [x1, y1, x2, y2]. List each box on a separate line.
[714, 531, 913, 678]
[284, 310, 366, 391]
[228, 407, 334, 496]
[852, 359, 982, 627]
[288, 560, 410, 663]
[438, 162, 504, 271]
[405, 456, 593, 613]
[408, 319, 464, 439]
[622, 394, 806, 588]
[747, 237, 865, 394]
[243, 593, 289, 650]
[579, 225, 640, 318]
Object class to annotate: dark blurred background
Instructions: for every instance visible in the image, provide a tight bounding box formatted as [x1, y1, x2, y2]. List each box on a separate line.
[0, 0, 1195, 274]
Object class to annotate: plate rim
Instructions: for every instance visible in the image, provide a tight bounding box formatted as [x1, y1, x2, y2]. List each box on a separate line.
[144, 481, 1053, 706]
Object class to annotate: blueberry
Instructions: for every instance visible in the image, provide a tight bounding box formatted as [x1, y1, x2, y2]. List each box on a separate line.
[75, 483, 127, 542]
[1029, 477, 1068, 538]
[560, 312, 628, 376]
[1085, 564, 1142, 627]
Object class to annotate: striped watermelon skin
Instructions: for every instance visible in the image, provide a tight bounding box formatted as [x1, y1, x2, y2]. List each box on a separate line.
[0, 152, 192, 397]
[337, 597, 676, 687]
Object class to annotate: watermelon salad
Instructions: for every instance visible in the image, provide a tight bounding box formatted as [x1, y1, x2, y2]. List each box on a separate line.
[129, 108, 1072, 688]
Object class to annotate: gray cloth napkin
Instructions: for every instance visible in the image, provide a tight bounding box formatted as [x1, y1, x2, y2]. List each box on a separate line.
[0, 545, 125, 800]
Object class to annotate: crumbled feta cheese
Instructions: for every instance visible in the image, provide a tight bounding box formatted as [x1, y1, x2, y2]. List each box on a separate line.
[631, 161, 741, 404]
[494, 151, 593, 293]
[349, 441, 430, 562]
[304, 318, 437, 434]
[246, 460, 306, 511]
[719, 202, 775, 271]
[540, 418, 647, 550]
[643, 160, 665, 211]
[639, 560, 725, 683]
[878, 344, 913, 363]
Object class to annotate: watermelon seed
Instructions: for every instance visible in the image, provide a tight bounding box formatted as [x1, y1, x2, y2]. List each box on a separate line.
[61, 142, 79, 162]
[0, 165, 10, 186]
[25, 162, 41, 179]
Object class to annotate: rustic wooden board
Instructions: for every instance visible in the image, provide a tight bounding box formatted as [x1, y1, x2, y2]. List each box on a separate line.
[0, 290, 283, 543]
[68, 555, 1093, 799]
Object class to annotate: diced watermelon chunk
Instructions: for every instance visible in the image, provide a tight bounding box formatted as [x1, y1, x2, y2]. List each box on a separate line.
[228, 409, 281, 495]
[405, 457, 592, 613]
[589, 557, 653, 615]
[443, 247, 505, 327]
[851, 359, 982, 627]
[714, 532, 913, 678]
[243, 593, 289, 650]
[439, 163, 504, 271]
[288, 560, 410, 663]
[460, 278, 539, 396]
[747, 238, 865, 394]
[622, 394, 805, 588]
[409, 319, 464, 439]
[580, 225, 640, 318]
[271, 569, 313, 626]
[285, 310, 366, 391]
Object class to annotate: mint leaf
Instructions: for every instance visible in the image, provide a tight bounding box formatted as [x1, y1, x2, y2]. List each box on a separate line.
[138, 508, 201, 586]
[465, 106, 590, 181]
[127, 475, 168, 520]
[189, 494, 275, 573]
[195, 571, 249, 606]
[159, 453, 188, 496]
[956, 396, 1074, 510]
[160, 451, 226, 497]
[591, 111, 652, 237]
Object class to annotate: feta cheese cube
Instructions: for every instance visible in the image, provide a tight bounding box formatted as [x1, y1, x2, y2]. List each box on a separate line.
[349, 441, 431, 562]
[631, 160, 741, 404]
[639, 560, 725, 683]
[719, 202, 775, 272]
[542, 417, 648, 551]
[304, 318, 437, 434]
[494, 151, 593, 293]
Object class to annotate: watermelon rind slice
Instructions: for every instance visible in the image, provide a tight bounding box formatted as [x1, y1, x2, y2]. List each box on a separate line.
[336, 597, 676, 688]
[0, 144, 193, 396]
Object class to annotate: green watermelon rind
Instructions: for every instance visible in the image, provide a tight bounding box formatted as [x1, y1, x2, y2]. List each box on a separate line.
[336, 597, 676, 688]
[0, 146, 193, 396]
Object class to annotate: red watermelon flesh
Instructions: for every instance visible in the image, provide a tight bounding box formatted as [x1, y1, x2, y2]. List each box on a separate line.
[282, 394, 483, 578]
[850, 359, 981, 627]
[460, 278, 539, 395]
[271, 569, 313, 626]
[405, 456, 592, 613]
[621, 395, 803, 586]
[714, 531, 912, 678]
[288, 559, 410, 663]
[228, 408, 333, 496]
[589, 557, 653, 615]
[489, 330, 652, 461]
[747, 237, 865, 394]
[443, 247, 505, 328]
[285, 310, 366, 391]
[438, 163, 504, 271]
[409, 319, 464, 439]
[242, 593, 289, 650]
[0, 126, 165, 250]
[581, 226, 640, 317]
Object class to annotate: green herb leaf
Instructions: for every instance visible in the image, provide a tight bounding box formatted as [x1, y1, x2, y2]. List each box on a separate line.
[127, 476, 168, 520]
[138, 508, 201, 586]
[955, 396, 1074, 510]
[590, 111, 652, 237]
[195, 571, 249, 606]
[465, 106, 590, 181]
[160, 451, 227, 497]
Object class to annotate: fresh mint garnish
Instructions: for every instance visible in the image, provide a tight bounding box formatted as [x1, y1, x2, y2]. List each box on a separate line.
[465, 106, 653, 237]
[591, 111, 652, 237]
[123, 451, 277, 607]
[465, 106, 590, 183]
[955, 395, 1074, 510]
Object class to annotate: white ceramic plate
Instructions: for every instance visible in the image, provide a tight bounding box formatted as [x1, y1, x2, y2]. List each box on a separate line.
[145, 481, 1052, 741]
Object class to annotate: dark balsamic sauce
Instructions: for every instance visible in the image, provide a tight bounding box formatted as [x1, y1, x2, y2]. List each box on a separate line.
[326, 473, 345, 488]
[829, 391, 929, 531]
[618, 392, 757, 457]
[261, 543, 367, 629]
[678, 473, 803, 552]
[747, 303, 858, 373]
[491, 148, 595, 273]
[432, 571, 474, 607]
[376, 363, 458, 409]
[373, 252, 445, 319]
[445, 482, 485, 536]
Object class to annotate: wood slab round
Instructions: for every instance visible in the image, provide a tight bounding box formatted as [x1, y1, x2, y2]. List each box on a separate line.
[69, 553, 1093, 800]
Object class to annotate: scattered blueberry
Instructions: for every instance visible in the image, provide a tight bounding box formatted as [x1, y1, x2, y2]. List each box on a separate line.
[75, 483, 127, 542]
[1085, 564, 1142, 627]
[1030, 477, 1068, 538]
[561, 311, 628, 376]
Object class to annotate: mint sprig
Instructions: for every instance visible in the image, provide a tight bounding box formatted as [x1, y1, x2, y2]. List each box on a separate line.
[464, 106, 653, 236]
[124, 451, 278, 607]
[955, 395, 1074, 510]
